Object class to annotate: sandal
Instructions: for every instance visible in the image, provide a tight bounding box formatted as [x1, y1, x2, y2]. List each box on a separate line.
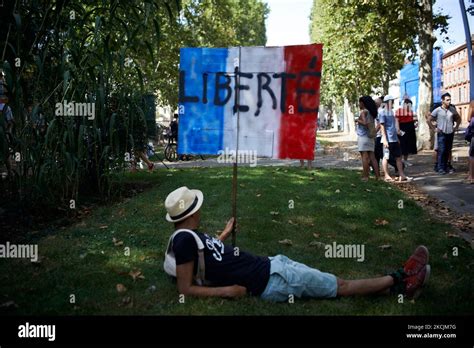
[396, 177, 413, 183]
[384, 177, 395, 183]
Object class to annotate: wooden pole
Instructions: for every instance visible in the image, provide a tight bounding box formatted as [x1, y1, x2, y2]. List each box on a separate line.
[231, 47, 242, 248]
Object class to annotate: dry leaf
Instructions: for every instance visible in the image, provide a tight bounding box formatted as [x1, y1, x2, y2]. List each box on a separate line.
[446, 232, 460, 239]
[351, 184, 356, 187]
[335, 189, 340, 193]
[378, 244, 392, 250]
[288, 220, 295, 225]
[309, 241, 325, 248]
[129, 270, 145, 281]
[398, 227, 407, 232]
[116, 284, 127, 293]
[278, 239, 293, 246]
[256, 193, 261, 197]
[99, 225, 108, 229]
[313, 233, 320, 238]
[240, 184, 246, 188]
[112, 237, 124, 247]
[270, 211, 279, 216]
[365, 189, 372, 192]
[375, 219, 389, 226]
[139, 255, 146, 262]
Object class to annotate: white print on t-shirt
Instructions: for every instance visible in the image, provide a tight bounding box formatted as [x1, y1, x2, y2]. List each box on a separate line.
[205, 235, 225, 262]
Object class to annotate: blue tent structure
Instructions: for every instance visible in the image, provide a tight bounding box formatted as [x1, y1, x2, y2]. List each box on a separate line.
[399, 48, 443, 112]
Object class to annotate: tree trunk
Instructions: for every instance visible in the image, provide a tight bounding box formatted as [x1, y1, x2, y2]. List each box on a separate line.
[417, 0, 436, 150]
[344, 98, 356, 137]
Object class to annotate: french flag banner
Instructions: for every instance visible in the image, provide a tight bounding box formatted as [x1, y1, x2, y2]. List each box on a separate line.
[178, 44, 323, 160]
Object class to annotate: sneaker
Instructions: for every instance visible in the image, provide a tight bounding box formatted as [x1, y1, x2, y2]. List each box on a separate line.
[438, 170, 447, 175]
[447, 165, 455, 174]
[403, 245, 429, 277]
[405, 264, 431, 299]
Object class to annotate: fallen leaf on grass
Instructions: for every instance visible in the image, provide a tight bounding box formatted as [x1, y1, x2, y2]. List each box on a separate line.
[309, 241, 325, 248]
[365, 189, 372, 192]
[288, 220, 296, 225]
[99, 225, 108, 229]
[116, 284, 127, 293]
[335, 189, 340, 193]
[375, 219, 389, 226]
[278, 239, 293, 246]
[240, 184, 246, 188]
[256, 193, 261, 197]
[121, 296, 133, 307]
[313, 233, 320, 238]
[270, 211, 279, 216]
[129, 270, 145, 281]
[378, 244, 392, 250]
[112, 238, 124, 247]
[398, 227, 408, 232]
[445, 232, 460, 239]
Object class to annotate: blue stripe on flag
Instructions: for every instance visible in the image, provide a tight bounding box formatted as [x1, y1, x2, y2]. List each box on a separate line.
[178, 48, 229, 155]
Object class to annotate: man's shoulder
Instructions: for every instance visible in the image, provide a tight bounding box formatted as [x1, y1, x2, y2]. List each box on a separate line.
[431, 106, 442, 115]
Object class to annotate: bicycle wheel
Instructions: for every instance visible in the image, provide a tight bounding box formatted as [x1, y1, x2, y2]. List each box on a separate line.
[164, 143, 178, 162]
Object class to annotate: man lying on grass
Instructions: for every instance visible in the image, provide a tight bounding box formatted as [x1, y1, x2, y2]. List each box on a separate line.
[163, 186, 431, 302]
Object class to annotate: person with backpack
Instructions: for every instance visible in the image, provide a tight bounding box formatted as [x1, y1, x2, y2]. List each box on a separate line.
[163, 186, 431, 301]
[356, 96, 379, 181]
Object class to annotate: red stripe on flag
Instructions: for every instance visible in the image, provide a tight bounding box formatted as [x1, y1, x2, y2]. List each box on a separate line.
[278, 44, 323, 160]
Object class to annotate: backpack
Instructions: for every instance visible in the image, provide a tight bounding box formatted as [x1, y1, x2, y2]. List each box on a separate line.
[367, 113, 376, 138]
[163, 229, 207, 285]
[465, 118, 474, 143]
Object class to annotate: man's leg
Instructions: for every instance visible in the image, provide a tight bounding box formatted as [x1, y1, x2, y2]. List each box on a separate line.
[337, 276, 393, 296]
[382, 156, 392, 180]
[446, 133, 455, 172]
[437, 132, 447, 173]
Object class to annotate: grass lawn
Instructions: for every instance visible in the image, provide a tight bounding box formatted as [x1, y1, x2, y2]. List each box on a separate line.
[1, 166, 473, 315]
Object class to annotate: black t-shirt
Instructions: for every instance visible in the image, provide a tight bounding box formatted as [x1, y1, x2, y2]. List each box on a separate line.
[172, 231, 270, 296]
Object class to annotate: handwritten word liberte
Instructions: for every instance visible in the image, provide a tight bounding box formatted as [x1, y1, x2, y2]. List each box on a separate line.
[179, 57, 321, 116]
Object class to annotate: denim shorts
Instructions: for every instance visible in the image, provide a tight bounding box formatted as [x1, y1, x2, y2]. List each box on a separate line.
[260, 254, 338, 302]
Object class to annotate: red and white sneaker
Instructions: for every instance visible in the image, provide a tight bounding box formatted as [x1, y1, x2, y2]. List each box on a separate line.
[403, 245, 429, 277]
[405, 264, 431, 299]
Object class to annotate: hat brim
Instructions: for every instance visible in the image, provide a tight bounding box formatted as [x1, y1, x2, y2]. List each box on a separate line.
[165, 189, 204, 223]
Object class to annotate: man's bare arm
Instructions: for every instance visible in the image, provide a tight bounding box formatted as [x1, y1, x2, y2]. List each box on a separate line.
[380, 123, 388, 147]
[176, 261, 246, 298]
[217, 217, 235, 242]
